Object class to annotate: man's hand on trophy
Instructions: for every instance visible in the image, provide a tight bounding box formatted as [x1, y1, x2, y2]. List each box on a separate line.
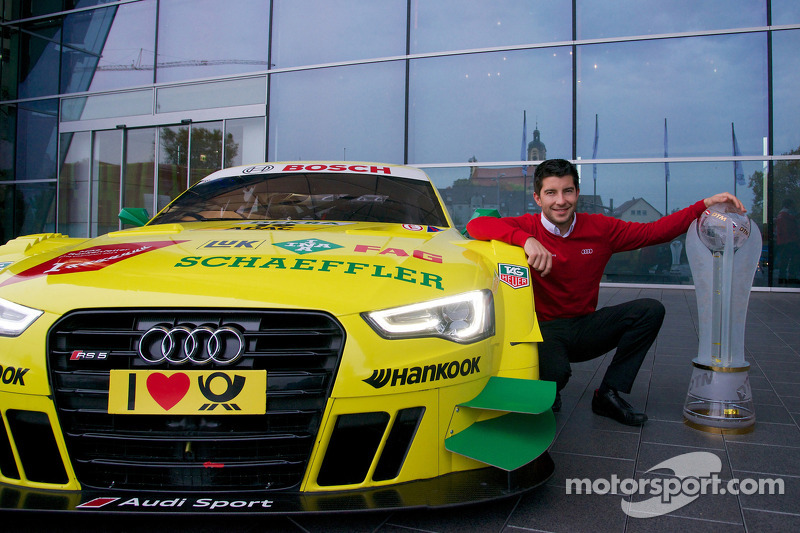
[704, 192, 746, 213]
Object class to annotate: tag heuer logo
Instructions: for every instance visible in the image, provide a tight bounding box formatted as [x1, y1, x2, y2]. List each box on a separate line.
[274, 238, 343, 255]
[498, 263, 530, 288]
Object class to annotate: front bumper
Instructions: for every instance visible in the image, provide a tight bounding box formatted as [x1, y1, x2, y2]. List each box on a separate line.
[0, 452, 553, 514]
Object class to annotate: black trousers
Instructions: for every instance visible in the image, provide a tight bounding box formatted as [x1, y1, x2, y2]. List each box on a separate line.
[537, 298, 666, 394]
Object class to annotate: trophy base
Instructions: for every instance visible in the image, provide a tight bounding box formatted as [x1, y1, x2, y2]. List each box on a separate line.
[683, 359, 755, 434]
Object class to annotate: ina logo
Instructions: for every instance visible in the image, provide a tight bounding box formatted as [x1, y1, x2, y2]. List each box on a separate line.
[498, 263, 530, 289]
[274, 238, 343, 254]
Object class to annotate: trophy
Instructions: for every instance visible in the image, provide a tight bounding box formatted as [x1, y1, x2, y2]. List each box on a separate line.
[683, 204, 762, 433]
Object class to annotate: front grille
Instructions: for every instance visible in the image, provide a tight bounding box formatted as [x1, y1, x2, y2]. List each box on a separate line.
[47, 309, 344, 491]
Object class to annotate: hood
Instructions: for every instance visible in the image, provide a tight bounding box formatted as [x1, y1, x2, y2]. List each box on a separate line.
[0, 221, 492, 316]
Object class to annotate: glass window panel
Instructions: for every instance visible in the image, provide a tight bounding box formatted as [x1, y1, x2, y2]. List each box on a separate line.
[156, 77, 265, 114]
[61, 6, 116, 94]
[61, 90, 153, 121]
[92, 129, 121, 235]
[17, 19, 61, 99]
[272, 0, 406, 68]
[410, 0, 571, 54]
[268, 62, 405, 163]
[408, 49, 572, 165]
[14, 1, 118, 20]
[189, 121, 223, 185]
[429, 165, 536, 230]
[0, 182, 56, 243]
[62, 0, 156, 93]
[577, 0, 766, 40]
[772, 1, 800, 25]
[58, 131, 90, 237]
[771, 159, 800, 287]
[1, 25, 20, 100]
[0, 105, 15, 181]
[580, 162, 767, 286]
[16, 99, 59, 181]
[122, 127, 155, 222]
[157, 125, 188, 212]
[224, 117, 265, 167]
[576, 34, 768, 160]
[772, 30, 800, 156]
[155, 0, 269, 84]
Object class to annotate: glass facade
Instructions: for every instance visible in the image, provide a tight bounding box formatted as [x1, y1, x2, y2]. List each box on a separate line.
[1, 0, 799, 289]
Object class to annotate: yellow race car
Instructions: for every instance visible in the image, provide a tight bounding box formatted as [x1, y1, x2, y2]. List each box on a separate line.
[0, 162, 555, 514]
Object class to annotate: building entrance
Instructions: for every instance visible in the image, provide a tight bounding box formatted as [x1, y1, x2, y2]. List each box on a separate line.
[57, 117, 265, 238]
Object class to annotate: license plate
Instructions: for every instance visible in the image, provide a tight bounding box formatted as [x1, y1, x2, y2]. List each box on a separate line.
[108, 370, 266, 415]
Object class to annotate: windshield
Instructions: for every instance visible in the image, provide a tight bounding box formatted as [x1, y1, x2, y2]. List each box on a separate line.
[150, 172, 449, 227]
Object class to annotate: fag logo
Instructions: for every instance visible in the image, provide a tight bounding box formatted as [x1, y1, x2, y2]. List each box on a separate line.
[274, 238, 343, 254]
[364, 357, 481, 388]
[498, 263, 530, 289]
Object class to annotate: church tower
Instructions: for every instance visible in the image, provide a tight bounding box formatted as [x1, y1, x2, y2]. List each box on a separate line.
[527, 123, 546, 161]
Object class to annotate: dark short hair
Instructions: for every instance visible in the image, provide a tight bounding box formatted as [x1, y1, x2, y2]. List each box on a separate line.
[533, 159, 580, 195]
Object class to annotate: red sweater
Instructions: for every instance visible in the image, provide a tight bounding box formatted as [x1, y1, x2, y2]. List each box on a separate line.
[466, 200, 707, 321]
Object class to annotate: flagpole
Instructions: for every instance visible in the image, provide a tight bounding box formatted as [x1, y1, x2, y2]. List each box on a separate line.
[732, 123, 747, 195]
[521, 111, 528, 212]
[664, 118, 670, 215]
[592, 114, 598, 213]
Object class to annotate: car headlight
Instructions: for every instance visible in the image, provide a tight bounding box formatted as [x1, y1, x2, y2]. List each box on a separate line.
[362, 289, 494, 344]
[0, 297, 44, 337]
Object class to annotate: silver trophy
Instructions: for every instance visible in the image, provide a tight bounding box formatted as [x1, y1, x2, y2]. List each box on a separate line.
[683, 204, 762, 433]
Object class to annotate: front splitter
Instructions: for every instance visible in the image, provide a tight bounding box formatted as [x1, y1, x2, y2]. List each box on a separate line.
[0, 452, 553, 515]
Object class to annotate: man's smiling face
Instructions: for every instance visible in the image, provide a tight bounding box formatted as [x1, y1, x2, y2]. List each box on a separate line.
[533, 175, 579, 234]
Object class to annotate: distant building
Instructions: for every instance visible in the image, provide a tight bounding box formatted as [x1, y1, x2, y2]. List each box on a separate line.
[577, 194, 606, 214]
[613, 197, 662, 222]
[526, 124, 547, 161]
[465, 123, 547, 213]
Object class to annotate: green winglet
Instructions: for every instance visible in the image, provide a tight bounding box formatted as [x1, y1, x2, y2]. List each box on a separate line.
[445, 410, 556, 471]
[444, 377, 558, 470]
[461, 207, 501, 237]
[459, 376, 556, 414]
[118, 207, 150, 227]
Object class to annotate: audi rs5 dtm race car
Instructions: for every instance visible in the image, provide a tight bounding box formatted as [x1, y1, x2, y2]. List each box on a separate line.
[0, 162, 555, 514]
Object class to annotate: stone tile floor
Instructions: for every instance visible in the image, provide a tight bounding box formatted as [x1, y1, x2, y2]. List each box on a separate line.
[11, 288, 800, 532]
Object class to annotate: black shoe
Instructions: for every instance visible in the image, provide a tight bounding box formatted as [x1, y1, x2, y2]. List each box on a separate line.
[552, 392, 562, 412]
[591, 388, 647, 426]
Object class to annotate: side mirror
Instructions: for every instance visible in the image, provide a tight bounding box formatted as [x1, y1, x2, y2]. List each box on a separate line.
[462, 208, 501, 237]
[118, 207, 150, 227]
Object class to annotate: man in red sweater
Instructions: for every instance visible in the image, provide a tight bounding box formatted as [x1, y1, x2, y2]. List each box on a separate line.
[467, 159, 745, 425]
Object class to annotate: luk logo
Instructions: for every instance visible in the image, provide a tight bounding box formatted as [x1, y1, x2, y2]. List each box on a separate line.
[363, 357, 481, 388]
[498, 263, 530, 289]
[200, 240, 264, 249]
[274, 238, 343, 255]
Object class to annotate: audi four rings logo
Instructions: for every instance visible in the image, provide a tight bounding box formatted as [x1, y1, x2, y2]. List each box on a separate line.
[138, 325, 245, 365]
[581, 248, 594, 255]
